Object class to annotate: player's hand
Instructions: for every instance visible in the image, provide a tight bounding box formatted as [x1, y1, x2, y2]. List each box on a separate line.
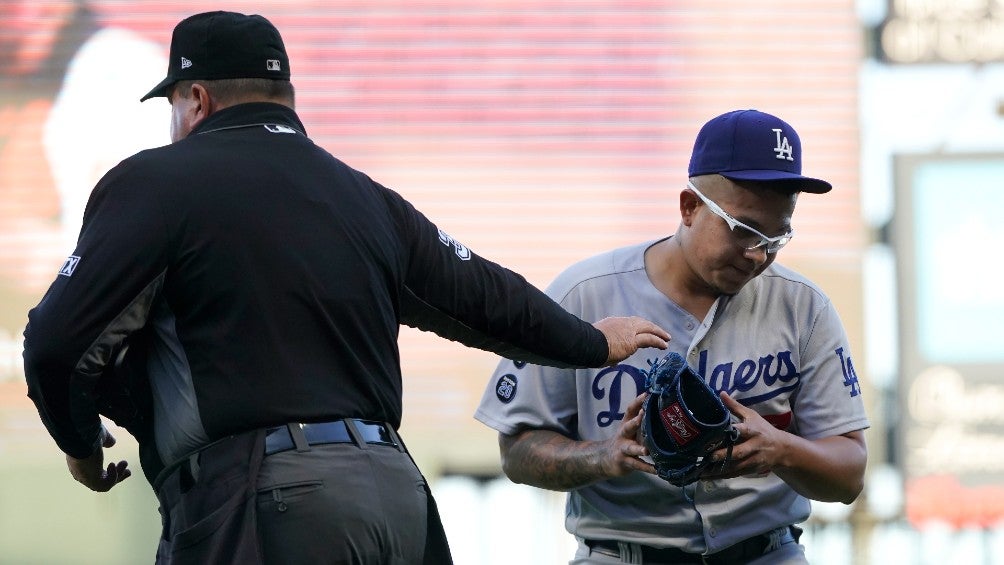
[66, 426, 132, 492]
[599, 392, 656, 477]
[594, 316, 670, 366]
[702, 392, 783, 480]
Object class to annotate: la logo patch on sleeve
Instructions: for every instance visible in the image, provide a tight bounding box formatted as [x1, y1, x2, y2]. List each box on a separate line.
[59, 255, 80, 277]
[495, 374, 518, 404]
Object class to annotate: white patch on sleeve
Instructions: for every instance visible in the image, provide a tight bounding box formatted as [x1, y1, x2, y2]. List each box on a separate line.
[58, 255, 80, 277]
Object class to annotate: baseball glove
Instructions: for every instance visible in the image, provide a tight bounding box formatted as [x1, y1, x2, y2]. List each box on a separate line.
[639, 352, 739, 487]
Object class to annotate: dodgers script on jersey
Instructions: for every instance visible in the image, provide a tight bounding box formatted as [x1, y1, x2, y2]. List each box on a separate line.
[474, 238, 869, 554]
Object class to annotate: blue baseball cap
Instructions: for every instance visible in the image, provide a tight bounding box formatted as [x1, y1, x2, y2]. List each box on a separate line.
[688, 109, 832, 194]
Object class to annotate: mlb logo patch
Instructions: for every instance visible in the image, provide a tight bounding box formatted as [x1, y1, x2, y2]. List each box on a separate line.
[264, 124, 297, 134]
[266, 59, 281, 71]
[59, 255, 80, 277]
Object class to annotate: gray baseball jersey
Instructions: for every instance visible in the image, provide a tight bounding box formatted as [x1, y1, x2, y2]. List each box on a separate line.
[474, 237, 869, 554]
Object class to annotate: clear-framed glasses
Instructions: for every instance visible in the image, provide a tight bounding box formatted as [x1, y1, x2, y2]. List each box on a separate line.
[686, 182, 794, 254]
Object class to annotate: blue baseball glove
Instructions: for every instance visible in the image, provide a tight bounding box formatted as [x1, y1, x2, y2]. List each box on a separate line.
[639, 352, 739, 487]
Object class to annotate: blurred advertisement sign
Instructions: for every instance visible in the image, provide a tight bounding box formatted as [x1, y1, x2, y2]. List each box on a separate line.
[895, 155, 1004, 527]
[879, 0, 1004, 63]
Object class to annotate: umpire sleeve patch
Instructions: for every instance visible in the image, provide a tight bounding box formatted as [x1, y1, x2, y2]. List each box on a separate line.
[495, 374, 518, 404]
[59, 255, 81, 277]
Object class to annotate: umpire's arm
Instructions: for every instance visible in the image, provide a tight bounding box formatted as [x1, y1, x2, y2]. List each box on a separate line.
[378, 181, 666, 367]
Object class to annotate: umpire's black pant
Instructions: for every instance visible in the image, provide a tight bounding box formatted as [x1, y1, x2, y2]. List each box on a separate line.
[257, 436, 429, 564]
[154, 423, 452, 565]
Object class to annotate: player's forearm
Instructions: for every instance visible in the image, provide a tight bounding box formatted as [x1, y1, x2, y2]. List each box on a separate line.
[499, 429, 612, 491]
[774, 430, 867, 503]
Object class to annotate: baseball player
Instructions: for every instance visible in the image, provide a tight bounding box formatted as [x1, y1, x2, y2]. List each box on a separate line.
[475, 109, 869, 564]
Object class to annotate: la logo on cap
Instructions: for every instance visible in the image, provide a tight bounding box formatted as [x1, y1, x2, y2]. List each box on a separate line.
[772, 128, 793, 161]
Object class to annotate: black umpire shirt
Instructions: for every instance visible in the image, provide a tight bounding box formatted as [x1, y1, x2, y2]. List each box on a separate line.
[23, 102, 607, 472]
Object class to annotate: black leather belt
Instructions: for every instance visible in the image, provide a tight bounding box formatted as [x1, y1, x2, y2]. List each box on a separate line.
[264, 419, 399, 455]
[586, 526, 796, 564]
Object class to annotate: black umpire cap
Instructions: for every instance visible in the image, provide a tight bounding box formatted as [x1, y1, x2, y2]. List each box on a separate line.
[141, 11, 290, 102]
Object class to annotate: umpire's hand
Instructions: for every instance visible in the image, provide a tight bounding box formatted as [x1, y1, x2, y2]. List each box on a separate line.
[594, 316, 670, 366]
[66, 425, 132, 492]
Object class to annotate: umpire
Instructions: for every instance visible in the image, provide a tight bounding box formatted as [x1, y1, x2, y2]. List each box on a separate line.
[22, 11, 668, 565]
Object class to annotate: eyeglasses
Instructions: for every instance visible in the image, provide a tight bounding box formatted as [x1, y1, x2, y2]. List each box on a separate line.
[686, 182, 794, 254]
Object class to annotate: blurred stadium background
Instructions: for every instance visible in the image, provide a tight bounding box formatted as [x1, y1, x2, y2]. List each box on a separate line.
[1, 0, 1002, 563]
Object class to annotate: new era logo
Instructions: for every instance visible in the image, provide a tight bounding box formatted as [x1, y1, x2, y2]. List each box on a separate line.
[267, 59, 281, 71]
[59, 255, 80, 277]
[180, 56, 192, 69]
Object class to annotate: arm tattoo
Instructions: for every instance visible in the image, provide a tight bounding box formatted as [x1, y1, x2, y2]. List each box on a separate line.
[502, 430, 608, 491]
